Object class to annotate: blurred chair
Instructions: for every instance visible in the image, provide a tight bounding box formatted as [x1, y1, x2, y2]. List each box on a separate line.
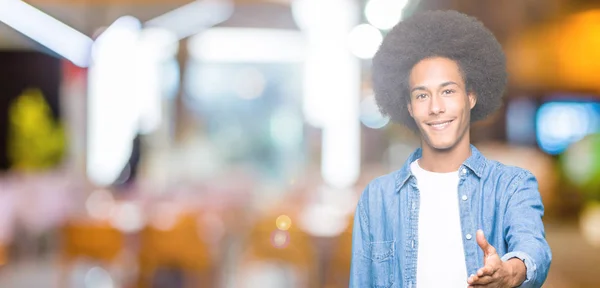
[137, 212, 215, 288]
[236, 211, 319, 288]
[59, 220, 125, 287]
[0, 242, 6, 267]
[323, 216, 354, 288]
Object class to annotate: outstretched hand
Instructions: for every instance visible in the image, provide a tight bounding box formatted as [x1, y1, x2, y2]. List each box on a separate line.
[467, 230, 526, 288]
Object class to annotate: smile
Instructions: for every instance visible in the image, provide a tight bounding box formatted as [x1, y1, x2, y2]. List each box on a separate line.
[426, 120, 454, 130]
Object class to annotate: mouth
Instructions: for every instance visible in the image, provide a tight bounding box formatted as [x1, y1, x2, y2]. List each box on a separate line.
[426, 119, 454, 131]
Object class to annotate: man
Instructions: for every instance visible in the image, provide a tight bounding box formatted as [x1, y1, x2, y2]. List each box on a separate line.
[350, 10, 551, 288]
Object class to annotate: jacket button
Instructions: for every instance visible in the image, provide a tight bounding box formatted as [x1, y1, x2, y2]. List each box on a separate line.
[466, 234, 472, 240]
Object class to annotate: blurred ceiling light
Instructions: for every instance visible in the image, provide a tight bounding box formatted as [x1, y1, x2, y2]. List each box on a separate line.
[137, 27, 179, 62]
[348, 23, 383, 59]
[92, 16, 142, 62]
[365, 0, 409, 30]
[135, 28, 177, 135]
[0, 0, 93, 67]
[294, 0, 359, 128]
[291, 0, 358, 32]
[87, 16, 142, 187]
[88, 16, 180, 187]
[292, 0, 361, 189]
[145, 0, 233, 40]
[188, 28, 305, 62]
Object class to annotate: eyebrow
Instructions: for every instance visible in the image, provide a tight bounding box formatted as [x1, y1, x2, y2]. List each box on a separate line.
[410, 81, 459, 93]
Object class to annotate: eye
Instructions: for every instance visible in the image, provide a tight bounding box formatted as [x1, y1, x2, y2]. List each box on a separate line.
[415, 93, 428, 99]
[442, 89, 455, 95]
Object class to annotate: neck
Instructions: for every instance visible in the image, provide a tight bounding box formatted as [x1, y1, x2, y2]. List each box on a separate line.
[418, 136, 472, 173]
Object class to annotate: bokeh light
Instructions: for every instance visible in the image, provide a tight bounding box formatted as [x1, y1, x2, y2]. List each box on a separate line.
[85, 189, 115, 220]
[109, 201, 144, 233]
[359, 94, 390, 129]
[561, 133, 600, 197]
[580, 202, 600, 248]
[347, 24, 382, 59]
[84, 266, 115, 288]
[365, 0, 409, 30]
[270, 230, 290, 249]
[233, 67, 266, 100]
[276, 215, 292, 231]
[536, 102, 600, 155]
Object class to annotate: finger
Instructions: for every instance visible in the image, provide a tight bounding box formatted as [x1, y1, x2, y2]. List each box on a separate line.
[477, 265, 495, 277]
[476, 229, 497, 257]
[467, 274, 478, 285]
[476, 229, 489, 252]
[470, 275, 495, 285]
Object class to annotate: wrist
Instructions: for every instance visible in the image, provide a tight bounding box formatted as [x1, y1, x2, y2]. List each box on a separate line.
[506, 258, 527, 287]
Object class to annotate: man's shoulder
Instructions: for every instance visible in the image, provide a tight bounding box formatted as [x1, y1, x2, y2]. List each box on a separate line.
[481, 157, 537, 191]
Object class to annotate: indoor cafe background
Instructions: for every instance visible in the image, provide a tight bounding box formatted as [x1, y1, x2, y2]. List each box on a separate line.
[0, 0, 599, 287]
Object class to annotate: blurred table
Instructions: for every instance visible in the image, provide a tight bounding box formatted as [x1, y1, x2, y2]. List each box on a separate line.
[544, 220, 600, 288]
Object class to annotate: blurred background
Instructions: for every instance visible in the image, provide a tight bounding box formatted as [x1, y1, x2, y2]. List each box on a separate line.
[0, 0, 599, 287]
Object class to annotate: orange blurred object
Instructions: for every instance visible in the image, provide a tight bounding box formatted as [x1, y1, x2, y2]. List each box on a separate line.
[238, 209, 319, 288]
[61, 220, 124, 262]
[59, 220, 125, 287]
[137, 212, 215, 288]
[324, 216, 354, 288]
[0, 243, 6, 267]
[506, 9, 600, 93]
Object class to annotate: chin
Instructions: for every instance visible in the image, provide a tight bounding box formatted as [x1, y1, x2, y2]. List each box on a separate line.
[429, 142, 457, 151]
[422, 134, 459, 151]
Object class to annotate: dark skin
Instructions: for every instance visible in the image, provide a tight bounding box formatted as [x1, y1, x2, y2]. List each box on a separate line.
[408, 57, 527, 287]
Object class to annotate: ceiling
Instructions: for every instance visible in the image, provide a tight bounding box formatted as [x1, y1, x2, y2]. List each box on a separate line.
[1, 0, 570, 48]
[5, 0, 600, 93]
[0, 0, 297, 50]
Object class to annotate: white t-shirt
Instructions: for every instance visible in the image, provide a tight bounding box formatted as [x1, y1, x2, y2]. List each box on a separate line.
[411, 160, 468, 288]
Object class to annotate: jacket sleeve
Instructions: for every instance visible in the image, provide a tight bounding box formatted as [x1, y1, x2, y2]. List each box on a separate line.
[349, 188, 372, 287]
[502, 171, 552, 288]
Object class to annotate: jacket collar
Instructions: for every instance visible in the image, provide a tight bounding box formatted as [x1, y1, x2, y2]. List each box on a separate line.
[395, 144, 486, 192]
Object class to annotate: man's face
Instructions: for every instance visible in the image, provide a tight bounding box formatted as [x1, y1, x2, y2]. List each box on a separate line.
[407, 57, 476, 151]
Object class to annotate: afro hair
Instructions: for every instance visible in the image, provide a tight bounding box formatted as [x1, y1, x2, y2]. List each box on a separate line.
[372, 10, 507, 132]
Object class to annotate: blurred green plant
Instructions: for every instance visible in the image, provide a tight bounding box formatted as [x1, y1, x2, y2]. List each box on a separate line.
[560, 133, 600, 201]
[7, 88, 66, 171]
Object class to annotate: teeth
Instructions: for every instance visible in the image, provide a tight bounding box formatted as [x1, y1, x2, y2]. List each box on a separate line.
[430, 121, 451, 129]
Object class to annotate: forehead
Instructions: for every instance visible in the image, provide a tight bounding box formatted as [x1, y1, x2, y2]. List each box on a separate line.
[409, 57, 464, 88]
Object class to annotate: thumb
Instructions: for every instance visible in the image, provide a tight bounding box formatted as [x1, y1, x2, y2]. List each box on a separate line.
[476, 229, 497, 257]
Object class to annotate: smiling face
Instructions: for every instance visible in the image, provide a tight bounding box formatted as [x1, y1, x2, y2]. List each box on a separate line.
[407, 57, 476, 151]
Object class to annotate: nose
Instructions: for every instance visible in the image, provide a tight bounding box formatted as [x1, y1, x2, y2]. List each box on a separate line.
[429, 95, 445, 115]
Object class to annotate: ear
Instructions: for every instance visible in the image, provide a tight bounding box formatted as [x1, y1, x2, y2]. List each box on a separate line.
[407, 102, 414, 117]
[468, 93, 477, 110]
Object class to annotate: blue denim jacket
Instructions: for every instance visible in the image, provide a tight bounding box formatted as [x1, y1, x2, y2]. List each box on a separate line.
[350, 145, 551, 288]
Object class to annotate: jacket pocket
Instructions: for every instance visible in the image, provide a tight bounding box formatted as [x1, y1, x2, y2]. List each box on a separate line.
[367, 241, 395, 288]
